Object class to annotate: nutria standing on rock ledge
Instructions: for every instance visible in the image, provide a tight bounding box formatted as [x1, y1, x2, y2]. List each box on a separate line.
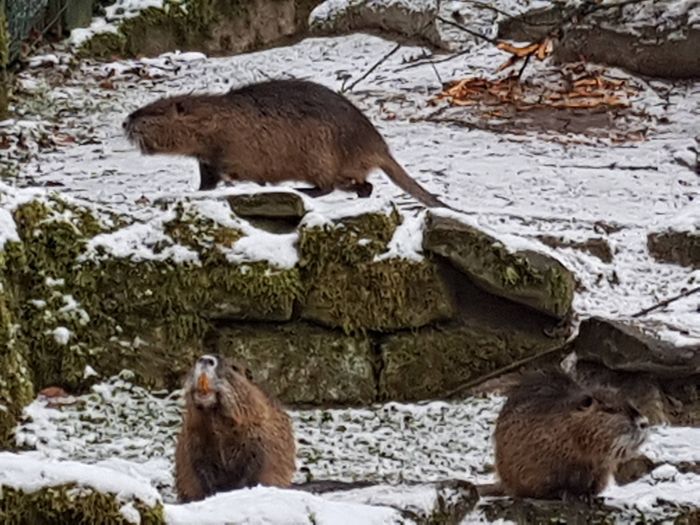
[122, 79, 448, 208]
[175, 354, 296, 502]
[494, 369, 649, 500]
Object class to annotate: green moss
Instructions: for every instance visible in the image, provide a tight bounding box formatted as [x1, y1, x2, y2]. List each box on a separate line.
[0, 485, 164, 525]
[379, 320, 565, 400]
[77, 32, 126, 60]
[0, 254, 34, 447]
[299, 211, 454, 333]
[4, 195, 301, 392]
[0, 1, 8, 120]
[213, 322, 376, 405]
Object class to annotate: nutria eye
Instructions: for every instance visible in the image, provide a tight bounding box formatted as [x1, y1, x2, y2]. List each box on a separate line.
[579, 395, 594, 410]
[175, 102, 186, 114]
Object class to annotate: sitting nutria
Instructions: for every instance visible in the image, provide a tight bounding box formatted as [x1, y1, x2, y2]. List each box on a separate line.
[122, 79, 448, 208]
[494, 368, 649, 500]
[175, 354, 296, 502]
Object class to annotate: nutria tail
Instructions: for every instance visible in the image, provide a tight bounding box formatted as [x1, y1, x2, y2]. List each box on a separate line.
[379, 154, 449, 209]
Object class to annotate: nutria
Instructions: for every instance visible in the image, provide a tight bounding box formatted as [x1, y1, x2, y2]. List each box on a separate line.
[122, 79, 448, 208]
[494, 368, 649, 500]
[174, 354, 296, 502]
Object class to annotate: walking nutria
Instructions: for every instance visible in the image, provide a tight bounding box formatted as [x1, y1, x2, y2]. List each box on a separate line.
[122, 79, 448, 208]
[174, 354, 296, 502]
[494, 369, 649, 500]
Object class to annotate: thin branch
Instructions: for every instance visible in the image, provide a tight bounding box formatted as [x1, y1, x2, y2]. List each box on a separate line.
[436, 15, 498, 45]
[397, 47, 473, 72]
[632, 285, 700, 318]
[342, 43, 401, 93]
[431, 343, 568, 402]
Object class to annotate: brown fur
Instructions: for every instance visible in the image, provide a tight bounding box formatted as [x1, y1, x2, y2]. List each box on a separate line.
[494, 368, 649, 500]
[175, 355, 296, 502]
[123, 79, 448, 208]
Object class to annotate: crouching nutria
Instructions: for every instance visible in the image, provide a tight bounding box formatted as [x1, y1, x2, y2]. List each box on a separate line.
[494, 368, 649, 500]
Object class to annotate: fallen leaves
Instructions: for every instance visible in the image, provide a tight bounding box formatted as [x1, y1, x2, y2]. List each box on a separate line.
[432, 69, 637, 113]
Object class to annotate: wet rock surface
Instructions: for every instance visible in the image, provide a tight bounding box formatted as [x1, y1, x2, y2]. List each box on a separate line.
[309, 0, 444, 48]
[423, 213, 576, 320]
[573, 317, 700, 377]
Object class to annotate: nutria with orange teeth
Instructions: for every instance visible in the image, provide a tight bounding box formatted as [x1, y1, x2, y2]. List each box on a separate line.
[174, 354, 296, 502]
[122, 79, 448, 207]
[494, 368, 649, 499]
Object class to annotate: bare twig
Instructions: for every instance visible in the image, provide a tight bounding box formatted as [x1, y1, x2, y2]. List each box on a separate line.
[342, 43, 401, 93]
[423, 343, 568, 403]
[436, 15, 499, 45]
[397, 47, 473, 71]
[632, 286, 700, 318]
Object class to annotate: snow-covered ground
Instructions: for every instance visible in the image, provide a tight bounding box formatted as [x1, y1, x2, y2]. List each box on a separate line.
[2, 0, 699, 522]
[5, 31, 699, 343]
[11, 375, 700, 523]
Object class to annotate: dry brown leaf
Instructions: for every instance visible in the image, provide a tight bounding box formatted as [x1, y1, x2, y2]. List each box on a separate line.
[497, 41, 540, 57]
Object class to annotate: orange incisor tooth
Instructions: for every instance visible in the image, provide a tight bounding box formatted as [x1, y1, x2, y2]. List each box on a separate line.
[197, 373, 210, 393]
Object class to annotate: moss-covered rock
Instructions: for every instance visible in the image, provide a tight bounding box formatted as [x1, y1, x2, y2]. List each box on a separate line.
[0, 453, 164, 524]
[0, 258, 34, 448]
[78, 0, 323, 59]
[3, 195, 301, 392]
[0, 485, 164, 525]
[228, 192, 306, 220]
[212, 322, 376, 405]
[423, 212, 575, 320]
[648, 230, 700, 268]
[299, 211, 454, 333]
[379, 319, 564, 401]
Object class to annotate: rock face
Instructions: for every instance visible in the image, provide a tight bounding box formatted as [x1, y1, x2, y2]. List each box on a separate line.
[498, 0, 700, 78]
[572, 317, 700, 425]
[648, 231, 700, 268]
[0, 188, 579, 433]
[423, 213, 575, 320]
[573, 317, 699, 377]
[309, 0, 445, 48]
[299, 211, 455, 332]
[212, 323, 376, 405]
[79, 0, 323, 59]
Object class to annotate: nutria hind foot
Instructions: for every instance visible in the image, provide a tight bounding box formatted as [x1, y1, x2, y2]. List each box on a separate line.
[295, 186, 333, 198]
[198, 161, 221, 191]
[352, 181, 373, 198]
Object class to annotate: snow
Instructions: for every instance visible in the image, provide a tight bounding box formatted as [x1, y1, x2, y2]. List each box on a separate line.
[11, 375, 700, 521]
[82, 215, 201, 264]
[69, 0, 165, 46]
[375, 210, 426, 262]
[51, 326, 72, 345]
[164, 486, 402, 525]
